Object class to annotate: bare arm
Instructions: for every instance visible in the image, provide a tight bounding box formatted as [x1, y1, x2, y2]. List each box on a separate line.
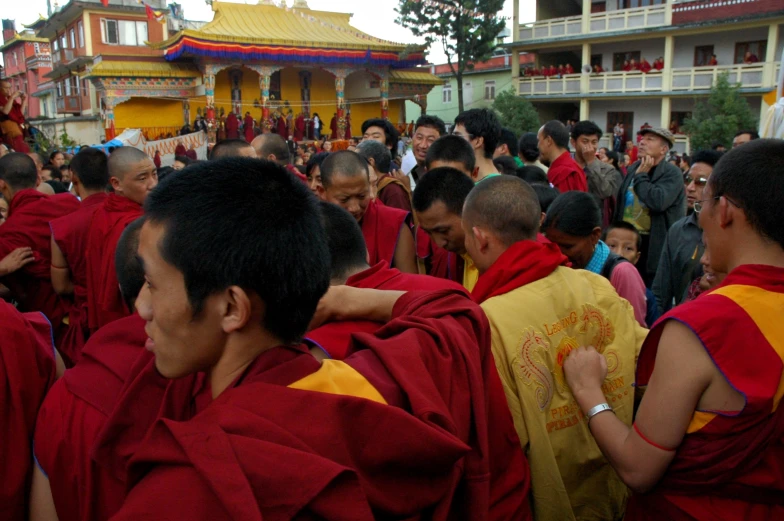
[309, 286, 405, 330]
[29, 464, 59, 521]
[50, 237, 73, 296]
[1, 92, 18, 116]
[0, 247, 35, 277]
[393, 225, 418, 274]
[563, 321, 715, 492]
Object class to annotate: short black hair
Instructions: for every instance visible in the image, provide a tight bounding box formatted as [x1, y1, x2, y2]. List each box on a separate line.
[514, 165, 548, 184]
[305, 151, 330, 179]
[571, 120, 603, 141]
[174, 155, 192, 166]
[320, 150, 369, 189]
[414, 115, 446, 137]
[157, 166, 175, 182]
[356, 140, 391, 174]
[318, 201, 367, 281]
[604, 150, 621, 171]
[498, 128, 519, 157]
[493, 155, 518, 176]
[115, 217, 146, 312]
[541, 120, 570, 149]
[711, 141, 726, 151]
[254, 134, 290, 163]
[542, 191, 601, 237]
[453, 108, 502, 159]
[530, 182, 559, 214]
[0, 152, 38, 189]
[603, 221, 642, 251]
[690, 149, 722, 168]
[210, 139, 254, 160]
[45, 180, 69, 194]
[143, 157, 330, 344]
[518, 132, 540, 162]
[412, 167, 475, 215]
[361, 118, 399, 157]
[734, 129, 759, 140]
[707, 139, 784, 249]
[69, 147, 109, 190]
[425, 135, 476, 173]
[49, 150, 64, 162]
[463, 175, 541, 246]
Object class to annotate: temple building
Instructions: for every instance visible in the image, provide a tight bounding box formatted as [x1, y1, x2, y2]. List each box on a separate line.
[32, 0, 441, 142]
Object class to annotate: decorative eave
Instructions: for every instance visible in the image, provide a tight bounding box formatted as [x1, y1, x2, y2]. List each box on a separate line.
[0, 34, 49, 53]
[80, 60, 200, 79]
[389, 70, 443, 86]
[24, 16, 49, 32]
[44, 55, 94, 79]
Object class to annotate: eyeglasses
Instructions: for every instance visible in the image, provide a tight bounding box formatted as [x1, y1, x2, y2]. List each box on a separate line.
[694, 194, 741, 214]
[684, 175, 708, 186]
[451, 130, 474, 141]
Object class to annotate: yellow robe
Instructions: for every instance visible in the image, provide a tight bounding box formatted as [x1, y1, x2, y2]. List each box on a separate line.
[481, 266, 648, 521]
[461, 252, 479, 292]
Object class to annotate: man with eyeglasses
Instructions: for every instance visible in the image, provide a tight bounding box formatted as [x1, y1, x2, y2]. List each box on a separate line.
[652, 150, 722, 312]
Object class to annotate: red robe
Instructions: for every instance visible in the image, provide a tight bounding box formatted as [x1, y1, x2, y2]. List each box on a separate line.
[243, 115, 255, 142]
[185, 148, 197, 161]
[50, 192, 109, 365]
[345, 115, 352, 139]
[0, 93, 29, 153]
[376, 174, 412, 212]
[640, 60, 652, 73]
[153, 153, 161, 169]
[0, 189, 80, 330]
[100, 291, 531, 520]
[294, 114, 305, 141]
[276, 115, 287, 137]
[285, 164, 309, 186]
[85, 194, 142, 332]
[330, 116, 337, 139]
[0, 301, 57, 520]
[361, 199, 410, 267]
[547, 151, 588, 193]
[225, 112, 239, 140]
[174, 143, 186, 157]
[34, 314, 148, 521]
[627, 265, 784, 521]
[653, 59, 664, 71]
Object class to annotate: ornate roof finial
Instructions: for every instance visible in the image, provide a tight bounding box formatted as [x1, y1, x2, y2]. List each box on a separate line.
[292, 0, 309, 9]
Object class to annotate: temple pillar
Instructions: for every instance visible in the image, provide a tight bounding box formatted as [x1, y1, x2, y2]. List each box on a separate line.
[101, 94, 130, 141]
[204, 72, 216, 143]
[247, 65, 283, 134]
[335, 71, 347, 139]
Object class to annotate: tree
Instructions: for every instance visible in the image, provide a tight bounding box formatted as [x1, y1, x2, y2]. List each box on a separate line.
[492, 87, 540, 137]
[396, 0, 505, 113]
[682, 72, 758, 151]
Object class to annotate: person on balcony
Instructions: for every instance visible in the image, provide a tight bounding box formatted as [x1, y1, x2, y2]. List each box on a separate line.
[557, 64, 565, 77]
[640, 58, 652, 74]
[709, 54, 718, 66]
[622, 60, 632, 72]
[630, 58, 640, 71]
[743, 50, 759, 64]
[548, 64, 557, 77]
[565, 63, 575, 75]
[653, 57, 664, 71]
[593, 64, 604, 74]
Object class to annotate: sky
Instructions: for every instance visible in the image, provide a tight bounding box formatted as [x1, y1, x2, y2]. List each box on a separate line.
[2, 0, 536, 66]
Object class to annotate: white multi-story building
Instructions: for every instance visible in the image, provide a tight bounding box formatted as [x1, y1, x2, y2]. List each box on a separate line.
[507, 0, 784, 152]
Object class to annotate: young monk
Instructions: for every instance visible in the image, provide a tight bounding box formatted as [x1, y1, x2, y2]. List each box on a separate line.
[99, 158, 510, 519]
[0, 153, 79, 333]
[564, 138, 784, 520]
[85, 147, 156, 332]
[31, 218, 147, 521]
[318, 150, 417, 273]
[0, 300, 58, 520]
[306, 201, 533, 521]
[50, 148, 109, 365]
[463, 175, 646, 521]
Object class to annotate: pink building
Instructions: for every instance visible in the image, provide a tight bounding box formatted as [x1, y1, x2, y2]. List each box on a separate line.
[1, 19, 53, 119]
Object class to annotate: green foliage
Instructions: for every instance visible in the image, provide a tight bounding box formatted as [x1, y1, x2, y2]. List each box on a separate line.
[492, 87, 540, 137]
[682, 72, 758, 151]
[32, 128, 80, 156]
[395, 0, 506, 111]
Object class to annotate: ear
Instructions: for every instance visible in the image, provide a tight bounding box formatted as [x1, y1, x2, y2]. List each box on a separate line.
[474, 136, 485, 153]
[632, 251, 641, 265]
[316, 184, 327, 201]
[540, 212, 546, 227]
[221, 285, 254, 334]
[590, 226, 602, 246]
[473, 225, 490, 254]
[109, 176, 121, 192]
[267, 154, 278, 162]
[570, 138, 576, 150]
[718, 196, 735, 230]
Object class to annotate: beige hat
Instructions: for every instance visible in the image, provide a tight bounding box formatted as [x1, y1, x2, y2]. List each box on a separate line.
[639, 127, 675, 148]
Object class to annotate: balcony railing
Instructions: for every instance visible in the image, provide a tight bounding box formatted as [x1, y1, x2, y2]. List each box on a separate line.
[56, 94, 82, 114]
[26, 54, 52, 70]
[517, 4, 669, 42]
[52, 48, 75, 66]
[517, 62, 778, 96]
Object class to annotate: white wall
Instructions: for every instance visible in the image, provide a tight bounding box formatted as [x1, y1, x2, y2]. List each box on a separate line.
[672, 27, 771, 68]
[591, 39, 665, 70]
[588, 98, 662, 131]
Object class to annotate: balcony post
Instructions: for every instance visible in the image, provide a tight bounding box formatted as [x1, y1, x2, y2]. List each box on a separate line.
[513, 0, 519, 47]
[580, 99, 589, 121]
[581, 43, 591, 95]
[664, 0, 673, 26]
[764, 23, 780, 86]
[581, 0, 591, 33]
[660, 96, 671, 131]
[662, 35, 674, 91]
[512, 50, 520, 80]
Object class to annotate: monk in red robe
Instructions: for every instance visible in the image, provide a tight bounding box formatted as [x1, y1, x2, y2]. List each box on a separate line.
[50, 148, 109, 366]
[330, 114, 337, 139]
[0, 153, 79, 335]
[276, 113, 287, 136]
[90, 158, 529, 520]
[32, 219, 148, 521]
[225, 111, 239, 140]
[243, 112, 254, 142]
[640, 57, 652, 73]
[1, 300, 58, 521]
[563, 140, 784, 521]
[0, 79, 30, 153]
[85, 147, 156, 333]
[345, 113, 352, 139]
[317, 151, 417, 274]
[294, 112, 305, 141]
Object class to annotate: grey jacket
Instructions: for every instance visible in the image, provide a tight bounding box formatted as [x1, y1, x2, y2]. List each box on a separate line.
[651, 212, 703, 312]
[584, 159, 622, 200]
[613, 159, 686, 276]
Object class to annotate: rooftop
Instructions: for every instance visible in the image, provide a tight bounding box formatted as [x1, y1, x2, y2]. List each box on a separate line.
[81, 60, 200, 78]
[0, 32, 48, 53]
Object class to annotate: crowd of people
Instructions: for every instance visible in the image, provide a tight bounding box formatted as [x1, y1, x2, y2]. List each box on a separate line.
[0, 73, 782, 521]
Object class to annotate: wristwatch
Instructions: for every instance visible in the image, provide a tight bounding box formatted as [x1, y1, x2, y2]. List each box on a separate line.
[586, 403, 613, 421]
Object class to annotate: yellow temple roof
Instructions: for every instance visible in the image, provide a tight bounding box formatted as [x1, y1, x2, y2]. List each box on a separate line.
[151, 1, 410, 53]
[389, 70, 443, 85]
[81, 61, 201, 78]
[0, 33, 49, 53]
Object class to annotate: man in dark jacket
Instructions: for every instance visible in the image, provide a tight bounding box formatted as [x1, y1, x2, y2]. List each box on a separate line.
[613, 127, 685, 285]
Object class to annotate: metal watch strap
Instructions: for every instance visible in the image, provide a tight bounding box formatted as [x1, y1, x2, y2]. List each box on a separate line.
[586, 403, 613, 421]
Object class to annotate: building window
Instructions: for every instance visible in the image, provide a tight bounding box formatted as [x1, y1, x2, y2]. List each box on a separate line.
[53, 38, 59, 52]
[64, 78, 71, 96]
[69, 28, 76, 49]
[484, 80, 496, 100]
[621, 0, 664, 7]
[78, 21, 84, 48]
[734, 41, 766, 64]
[694, 45, 714, 67]
[442, 82, 452, 103]
[101, 19, 149, 46]
[613, 51, 640, 71]
[606, 112, 634, 136]
[60, 33, 67, 49]
[56, 82, 62, 97]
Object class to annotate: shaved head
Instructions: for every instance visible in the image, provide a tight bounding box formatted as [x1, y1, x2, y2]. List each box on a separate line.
[0, 152, 39, 190]
[211, 139, 256, 160]
[108, 147, 153, 180]
[251, 134, 289, 164]
[319, 150, 369, 189]
[37, 182, 55, 195]
[27, 152, 44, 170]
[463, 175, 540, 247]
